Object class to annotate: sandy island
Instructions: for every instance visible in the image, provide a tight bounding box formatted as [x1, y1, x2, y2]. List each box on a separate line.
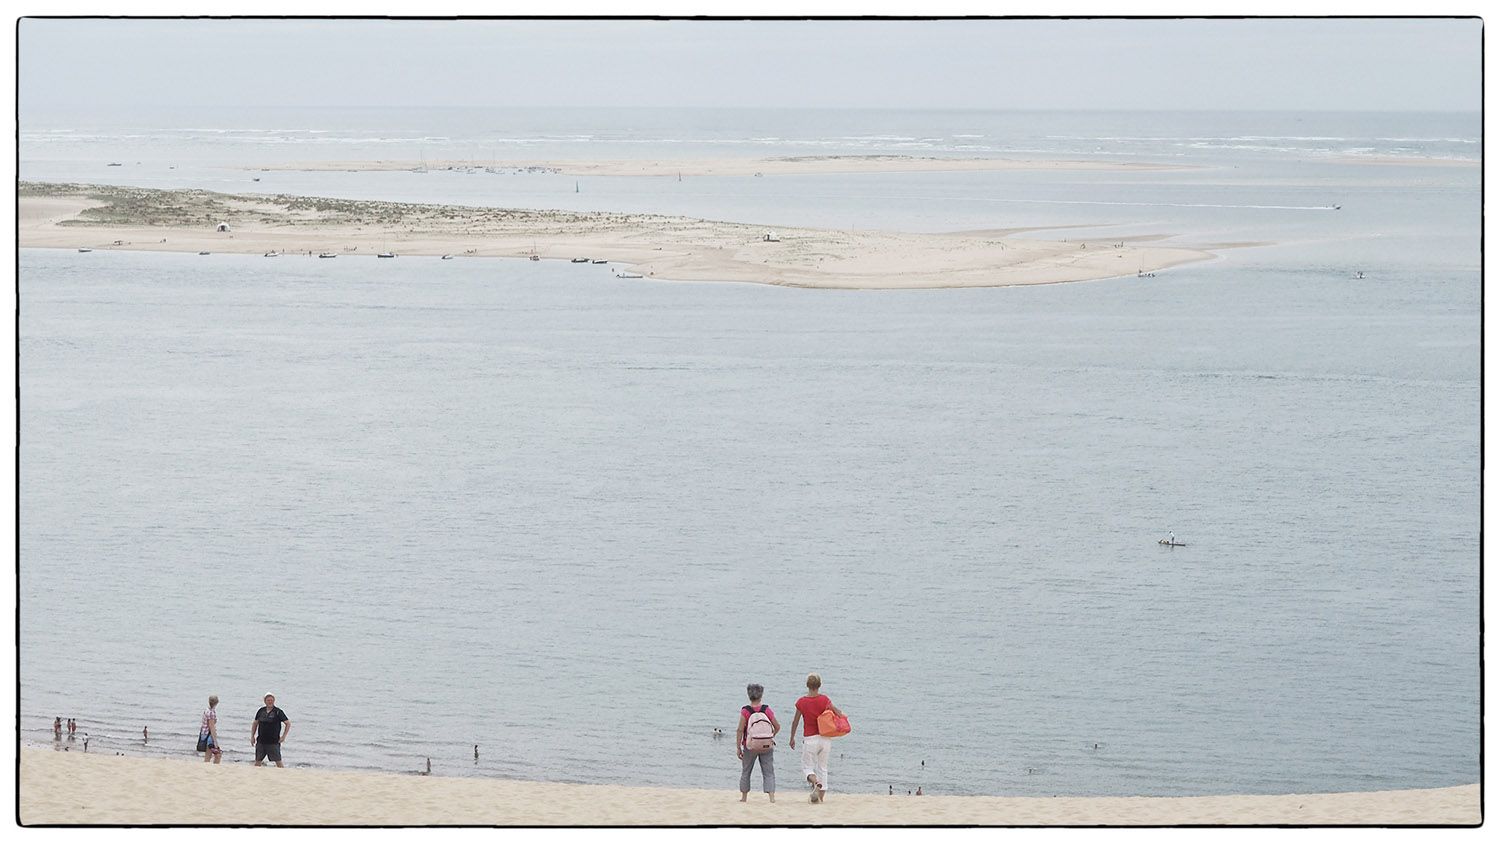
[257, 154, 1195, 178]
[18, 749, 1478, 826]
[20, 182, 1216, 289]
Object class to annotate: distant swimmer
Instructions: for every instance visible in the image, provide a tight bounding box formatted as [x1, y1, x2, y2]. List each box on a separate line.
[53, 717, 62, 741]
[143, 726, 149, 743]
[474, 744, 479, 760]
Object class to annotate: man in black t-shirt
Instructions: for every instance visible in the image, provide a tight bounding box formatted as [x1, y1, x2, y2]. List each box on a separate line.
[251, 693, 291, 767]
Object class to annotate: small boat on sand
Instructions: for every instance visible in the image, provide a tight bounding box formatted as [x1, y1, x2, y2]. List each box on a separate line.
[318, 252, 337, 258]
[591, 259, 607, 264]
[77, 248, 92, 252]
[198, 251, 211, 255]
[441, 254, 454, 260]
[571, 257, 590, 263]
[378, 252, 396, 258]
[617, 271, 644, 279]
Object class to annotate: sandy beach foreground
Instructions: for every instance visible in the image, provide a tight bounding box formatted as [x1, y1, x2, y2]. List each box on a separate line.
[20, 182, 1218, 289]
[19, 749, 1478, 826]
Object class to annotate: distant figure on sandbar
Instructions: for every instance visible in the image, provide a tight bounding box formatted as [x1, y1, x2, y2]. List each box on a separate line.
[789, 673, 846, 804]
[737, 683, 780, 803]
[143, 726, 149, 743]
[251, 693, 291, 768]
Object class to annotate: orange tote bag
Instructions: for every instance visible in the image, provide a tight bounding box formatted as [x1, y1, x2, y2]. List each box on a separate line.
[817, 709, 851, 738]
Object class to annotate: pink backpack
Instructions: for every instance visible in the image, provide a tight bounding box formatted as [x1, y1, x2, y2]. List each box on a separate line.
[743, 705, 775, 751]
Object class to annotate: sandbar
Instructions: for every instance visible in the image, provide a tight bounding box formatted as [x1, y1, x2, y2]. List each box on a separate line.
[19, 182, 1216, 289]
[18, 749, 1479, 826]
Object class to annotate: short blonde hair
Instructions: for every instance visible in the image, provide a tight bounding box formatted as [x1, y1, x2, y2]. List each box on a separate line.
[806, 673, 822, 691]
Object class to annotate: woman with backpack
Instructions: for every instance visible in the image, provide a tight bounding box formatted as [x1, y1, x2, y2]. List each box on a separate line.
[736, 683, 780, 802]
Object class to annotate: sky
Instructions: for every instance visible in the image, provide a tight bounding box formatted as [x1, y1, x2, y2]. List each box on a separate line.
[16, 17, 1485, 113]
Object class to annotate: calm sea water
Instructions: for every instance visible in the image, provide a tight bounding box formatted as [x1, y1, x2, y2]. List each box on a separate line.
[19, 108, 1479, 797]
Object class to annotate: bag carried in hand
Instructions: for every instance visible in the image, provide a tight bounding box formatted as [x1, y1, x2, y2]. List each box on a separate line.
[817, 709, 851, 738]
[743, 705, 775, 752]
[196, 731, 210, 752]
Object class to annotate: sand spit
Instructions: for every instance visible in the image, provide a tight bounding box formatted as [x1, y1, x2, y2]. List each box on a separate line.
[257, 154, 1196, 177]
[1332, 155, 1479, 168]
[18, 750, 1478, 826]
[20, 182, 1216, 290]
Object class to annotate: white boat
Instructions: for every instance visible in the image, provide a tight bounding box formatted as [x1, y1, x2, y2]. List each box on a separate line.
[77, 248, 92, 253]
[441, 255, 454, 260]
[263, 251, 278, 257]
[377, 252, 396, 258]
[318, 252, 337, 258]
[617, 271, 644, 279]
[591, 259, 607, 264]
[571, 257, 590, 263]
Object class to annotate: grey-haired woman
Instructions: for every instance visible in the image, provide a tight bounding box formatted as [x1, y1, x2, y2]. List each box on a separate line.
[736, 683, 780, 802]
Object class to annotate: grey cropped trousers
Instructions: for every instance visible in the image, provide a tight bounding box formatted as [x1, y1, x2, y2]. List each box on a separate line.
[740, 747, 775, 793]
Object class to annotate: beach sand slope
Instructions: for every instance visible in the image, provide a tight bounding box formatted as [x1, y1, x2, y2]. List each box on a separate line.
[19, 750, 1479, 826]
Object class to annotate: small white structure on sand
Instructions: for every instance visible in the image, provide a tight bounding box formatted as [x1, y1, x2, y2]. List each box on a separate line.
[215, 222, 231, 232]
[763, 231, 780, 242]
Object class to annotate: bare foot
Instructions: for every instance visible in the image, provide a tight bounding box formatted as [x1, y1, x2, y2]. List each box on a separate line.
[739, 794, 747, 802]
[769, 794, 776, 803]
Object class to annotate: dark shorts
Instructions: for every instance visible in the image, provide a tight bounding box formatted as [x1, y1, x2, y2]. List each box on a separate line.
[255, 741, 282, 763]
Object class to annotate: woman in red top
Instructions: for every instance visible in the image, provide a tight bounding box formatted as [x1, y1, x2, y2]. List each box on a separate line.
[788, 673, 846, 803]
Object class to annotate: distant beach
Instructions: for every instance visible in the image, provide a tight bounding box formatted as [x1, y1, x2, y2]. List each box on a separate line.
[18, 749, 1480, 826]
[256, 154, 1196, 177]
[19, 181, 1218, 289]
